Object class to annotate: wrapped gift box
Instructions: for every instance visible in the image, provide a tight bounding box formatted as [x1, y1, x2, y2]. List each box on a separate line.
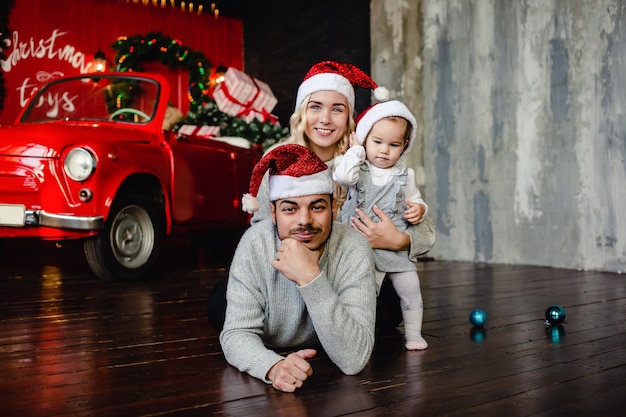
[196, 125, 220, 138]
[178, 124, 220, 138]
[213, 68, 278, 123]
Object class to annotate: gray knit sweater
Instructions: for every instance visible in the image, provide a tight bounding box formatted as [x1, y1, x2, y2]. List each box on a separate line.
[220, 219, 377, 383]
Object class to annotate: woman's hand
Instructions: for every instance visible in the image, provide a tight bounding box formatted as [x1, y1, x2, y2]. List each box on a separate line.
[351, 205, 410, 251]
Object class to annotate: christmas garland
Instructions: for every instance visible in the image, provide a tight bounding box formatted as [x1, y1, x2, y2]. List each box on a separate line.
[0, 0, 16, 113]
[175, 100, 288, 150]
[112, 31, 285, 149]
[111, 31, 211, 109]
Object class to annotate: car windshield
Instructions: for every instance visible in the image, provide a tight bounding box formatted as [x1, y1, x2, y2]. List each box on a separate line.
[19, 75, 160, 124]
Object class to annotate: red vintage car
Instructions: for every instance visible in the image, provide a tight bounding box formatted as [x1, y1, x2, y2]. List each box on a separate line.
[0, 73, 261, 281]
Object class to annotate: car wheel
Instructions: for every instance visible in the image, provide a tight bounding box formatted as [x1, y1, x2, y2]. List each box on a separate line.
[84, 197, 163, 281]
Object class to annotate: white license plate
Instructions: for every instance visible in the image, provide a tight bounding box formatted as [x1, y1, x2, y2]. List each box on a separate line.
[0, 204, 26, 226]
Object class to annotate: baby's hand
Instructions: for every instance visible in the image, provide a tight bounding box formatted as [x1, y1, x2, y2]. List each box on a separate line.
[348, 131, 358, 147]
[404, 201, 425, 225]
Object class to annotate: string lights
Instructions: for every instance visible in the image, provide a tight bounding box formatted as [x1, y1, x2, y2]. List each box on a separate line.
[112, 32, 211, 107]
[119, 0, 220, 17]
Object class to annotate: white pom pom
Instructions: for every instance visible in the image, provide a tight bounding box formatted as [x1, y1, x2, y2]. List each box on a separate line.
[241, 193, 259, 213]
[374, 86, 389, 102]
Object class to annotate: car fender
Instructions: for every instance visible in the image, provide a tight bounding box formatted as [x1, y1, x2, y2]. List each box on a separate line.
[84, 140, 173, 232]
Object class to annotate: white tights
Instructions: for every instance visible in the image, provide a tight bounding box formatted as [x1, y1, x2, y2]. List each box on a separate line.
[389, 270, 428, 350]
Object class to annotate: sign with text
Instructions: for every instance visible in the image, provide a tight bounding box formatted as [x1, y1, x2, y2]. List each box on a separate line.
[0, 0, 242, 124]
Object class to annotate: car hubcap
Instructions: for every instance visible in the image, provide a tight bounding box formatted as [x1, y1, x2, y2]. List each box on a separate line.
[110, 205, 154, 268]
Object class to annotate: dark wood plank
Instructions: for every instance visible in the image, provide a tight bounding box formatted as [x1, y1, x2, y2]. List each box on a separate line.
[1, 238, 624, 416]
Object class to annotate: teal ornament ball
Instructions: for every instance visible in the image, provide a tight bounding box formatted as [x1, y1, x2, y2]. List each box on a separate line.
[545, 305, 566, 325]
[469, 309, 487, 327]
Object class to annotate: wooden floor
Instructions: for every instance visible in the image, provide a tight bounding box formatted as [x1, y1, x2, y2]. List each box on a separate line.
[1, 237, 624, 417]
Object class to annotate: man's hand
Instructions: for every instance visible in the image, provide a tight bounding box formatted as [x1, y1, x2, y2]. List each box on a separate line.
[267, 349, 317, 393]
[271, 238, 321, 286]
[351, 205, 411, 251]
[403, 201, 426, 225]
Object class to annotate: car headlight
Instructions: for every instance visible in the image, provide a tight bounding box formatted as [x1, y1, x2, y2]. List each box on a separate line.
[64, 147, 96, 181]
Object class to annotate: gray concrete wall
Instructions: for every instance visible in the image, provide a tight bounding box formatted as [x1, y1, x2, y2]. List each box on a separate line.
[371, 0, 626, 272]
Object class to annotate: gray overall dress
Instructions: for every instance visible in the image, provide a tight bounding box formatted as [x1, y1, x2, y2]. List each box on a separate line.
[339, 163, 416, 273]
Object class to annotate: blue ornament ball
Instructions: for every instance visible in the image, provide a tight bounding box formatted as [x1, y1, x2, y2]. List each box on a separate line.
[545, 304, 566, 325]
[469, 309, 487, 327]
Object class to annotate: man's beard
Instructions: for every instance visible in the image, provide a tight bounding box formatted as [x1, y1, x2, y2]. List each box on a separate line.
[278, 221, 332, 252]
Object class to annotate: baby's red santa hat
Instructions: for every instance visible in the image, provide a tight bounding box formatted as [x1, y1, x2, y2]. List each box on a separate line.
[295, 61, 389, 112]
[355, 100, 418, 152]
[241, 144, 334, 214]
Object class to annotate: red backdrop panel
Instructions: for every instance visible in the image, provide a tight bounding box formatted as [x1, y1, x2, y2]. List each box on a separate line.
[0, 0, 243, 123]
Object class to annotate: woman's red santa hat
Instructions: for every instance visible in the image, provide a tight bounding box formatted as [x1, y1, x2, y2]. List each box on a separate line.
[355, 100, 418, 152]
[295, 61, 389, 111]
[242, 144, 334, 214]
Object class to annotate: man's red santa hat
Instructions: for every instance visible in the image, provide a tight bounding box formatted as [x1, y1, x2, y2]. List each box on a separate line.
[242, 144, 334, 214]
[295, 61, 389, 111]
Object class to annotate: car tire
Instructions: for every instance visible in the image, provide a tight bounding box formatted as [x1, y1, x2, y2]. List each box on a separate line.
[84, 196, 163, 281]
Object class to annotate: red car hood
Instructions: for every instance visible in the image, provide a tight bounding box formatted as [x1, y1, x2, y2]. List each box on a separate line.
[0, 123, 158, 158]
